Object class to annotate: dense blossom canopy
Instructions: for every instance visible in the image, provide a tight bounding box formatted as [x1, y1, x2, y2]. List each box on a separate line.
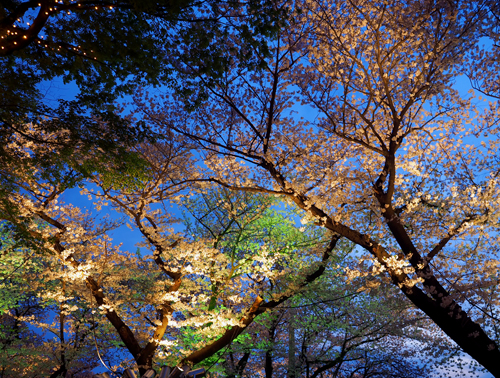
[1, 0, 500, 377]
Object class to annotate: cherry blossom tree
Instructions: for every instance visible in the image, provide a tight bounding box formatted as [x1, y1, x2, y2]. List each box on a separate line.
[0, 221, 110, 377]
[465, 0, 499, 99]
[0, 124, 344, 376]
[133, 0, 500, 375]
[0, 0, 288, 247]
[2, 0, 500, 375]
[221, 258, 451, 378]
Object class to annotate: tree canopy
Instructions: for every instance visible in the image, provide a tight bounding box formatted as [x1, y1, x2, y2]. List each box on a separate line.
[0, 0, 285, 187]
[2, 0, 500, 377]
[132, 0, 500, 375]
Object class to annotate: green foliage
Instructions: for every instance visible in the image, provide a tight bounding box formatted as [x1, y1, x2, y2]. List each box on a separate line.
[182, 189, 328, 308]
[0, 222, 41, 314]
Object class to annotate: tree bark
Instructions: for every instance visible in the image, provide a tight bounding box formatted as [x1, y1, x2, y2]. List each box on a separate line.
[262, 163, 500, 377]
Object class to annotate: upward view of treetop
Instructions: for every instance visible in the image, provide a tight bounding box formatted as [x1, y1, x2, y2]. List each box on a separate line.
[0, 0, 284, 186]
[1, 0, 500, 377]
[0, 0, 282, 100]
